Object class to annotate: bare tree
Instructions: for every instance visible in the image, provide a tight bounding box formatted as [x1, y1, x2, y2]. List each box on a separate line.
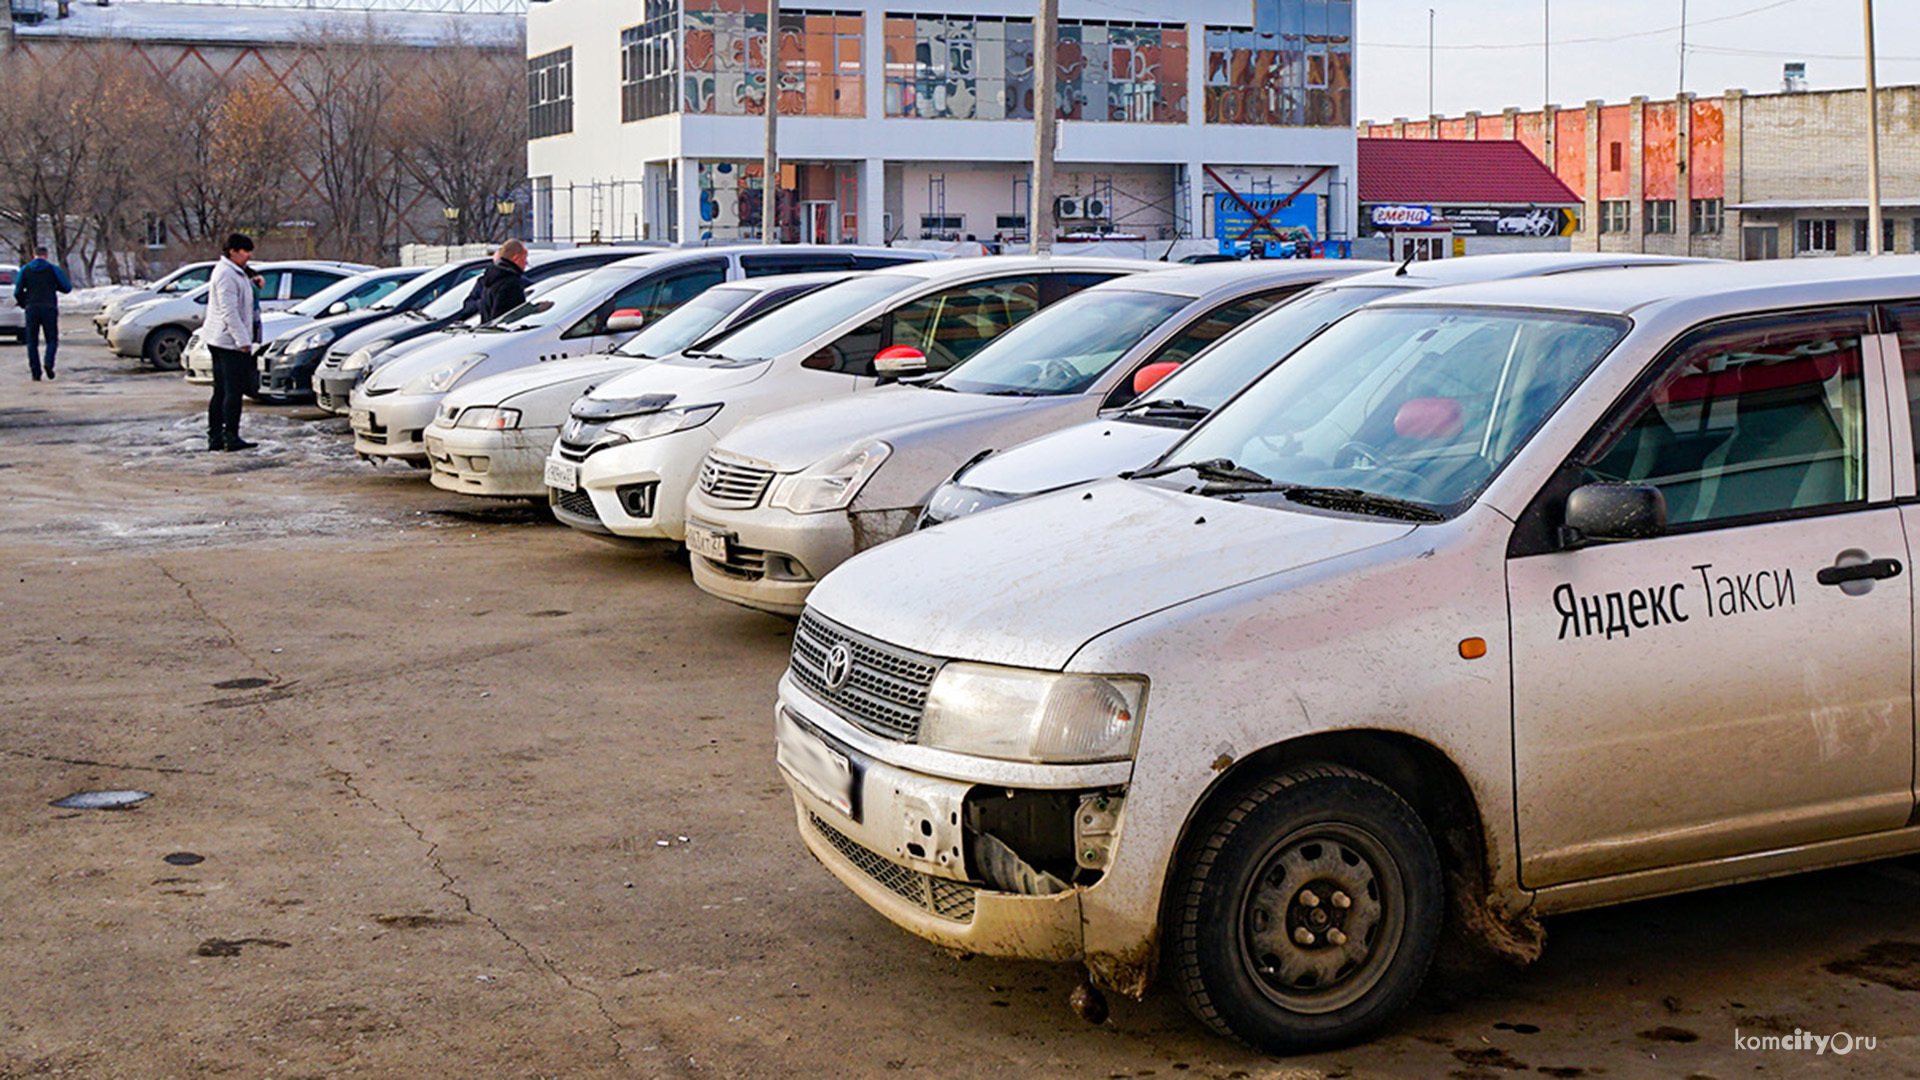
[291, 19, 411, 262]
[390, 31, 528, 244]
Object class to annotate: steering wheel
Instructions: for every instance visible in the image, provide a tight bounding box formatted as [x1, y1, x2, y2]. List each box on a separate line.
[1333, 440, 1387, 470]
[1021, 358, 1081, 390]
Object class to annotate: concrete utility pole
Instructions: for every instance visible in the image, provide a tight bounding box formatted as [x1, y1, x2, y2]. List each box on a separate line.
[1543, 1, 1549, 108]
[1428, 9, 1436, 117]
[1865, 0, 1883, 254]
[1678, 0, 1687, 97]
[762, 0, 780, 244]
[1030, 0, 1058, 255]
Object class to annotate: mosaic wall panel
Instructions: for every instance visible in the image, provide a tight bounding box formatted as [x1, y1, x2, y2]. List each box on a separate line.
[1204, 0, 1352, 128]
[683, 1, 862, 117]
[883, 15, 1185, 124]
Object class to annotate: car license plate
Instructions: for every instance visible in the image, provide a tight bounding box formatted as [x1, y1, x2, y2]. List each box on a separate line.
[544, 458, 578, 493]
[684, 522, 730, 562]
[349, 408, 370, 431]
[778, 712, 861, 821]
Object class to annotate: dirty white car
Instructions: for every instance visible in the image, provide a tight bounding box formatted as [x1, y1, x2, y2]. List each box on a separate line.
[423, 272, 861, 498]
[107, 260, 374, 368]
[775, 256, 1920, 1051]
[921, 253, 1711, 528]
[546, 256, 1149, 544]
[93, 260, 214, 338]
[683, 260, 1383, 615]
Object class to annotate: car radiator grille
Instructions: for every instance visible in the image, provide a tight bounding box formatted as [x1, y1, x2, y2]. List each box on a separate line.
[789, 611, 936, 742]
[697, 454, 776, 509]
[553, 487, 599, 522]
[808, 811, 975, 922]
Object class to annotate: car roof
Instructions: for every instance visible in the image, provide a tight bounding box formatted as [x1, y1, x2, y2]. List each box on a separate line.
[1078, 258, 1395, 299]
[527, 245, 660, 268]
[860, 254, 1156, 284]
[263, 260, 378, 272]
[706, 270, 856, 291]
[1372, 254, 1920, 323]
[1336, 251, 1713, 291]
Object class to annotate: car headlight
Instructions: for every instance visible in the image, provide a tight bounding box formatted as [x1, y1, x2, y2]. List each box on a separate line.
[921, 481, 1018, 527]
[417, 353, 487, 393]
[341, 339, 392, 373]
[604, 404, 721, 442]
[454, 406, 521, 430]
[920, 663, 1147, 763]
[769, 440, 891, 514]
[294, 327, 336, 352]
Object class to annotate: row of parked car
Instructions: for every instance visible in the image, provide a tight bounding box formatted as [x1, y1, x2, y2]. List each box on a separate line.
[100, 244, 1920, 1053]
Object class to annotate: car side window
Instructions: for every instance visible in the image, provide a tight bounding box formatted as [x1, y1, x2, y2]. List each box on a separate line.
[253, 271, 287, 301]
[1580, 310, 1872, 528]
[166, 268, 211, 292]
[890, 275, 1042, 372]
[742, 253, 854, 276]
[1877, 304, 1920, 472]
[287, 270, 338, 300]
[802, 314, 887, 376]
[1102, 287, 1305, 409]
[567, 261, 728, 339]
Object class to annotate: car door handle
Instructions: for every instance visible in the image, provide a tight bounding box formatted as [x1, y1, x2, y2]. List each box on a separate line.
[1816, 558, 1904, 586]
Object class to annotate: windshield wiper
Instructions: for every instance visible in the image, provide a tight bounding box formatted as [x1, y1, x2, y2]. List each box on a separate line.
[1272, 485, 1444, 522]
[1121, 398, 1211, 422]
[1124, 457, 1270, 483]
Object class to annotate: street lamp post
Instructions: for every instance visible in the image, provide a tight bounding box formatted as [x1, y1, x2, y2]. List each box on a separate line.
[442, 206, 460, 246]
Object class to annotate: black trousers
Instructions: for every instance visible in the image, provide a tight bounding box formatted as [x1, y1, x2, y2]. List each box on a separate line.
[24, 306, 58, 377]
[208, 346, 255, 444]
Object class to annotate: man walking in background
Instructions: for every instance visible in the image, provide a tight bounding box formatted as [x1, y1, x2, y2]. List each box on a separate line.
[13, 246, 71, 382]
[475, 239, 528, 322]
[204, 233, 259, 452]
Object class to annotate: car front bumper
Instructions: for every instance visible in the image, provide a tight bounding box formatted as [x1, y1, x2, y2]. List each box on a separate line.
[426, 423, 557, 498]
[684, 494, 862, 617]
[314, 366, 360, 414]
[547, 427, 716, 542]
[351, 392, 439, 461]
[106, 320, 150, 357]
[262, 346, 326, 399]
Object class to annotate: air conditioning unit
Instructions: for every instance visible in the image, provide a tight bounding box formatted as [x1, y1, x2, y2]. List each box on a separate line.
[1053, 196, 1083, 220]
[1083, 196, 1107, 219]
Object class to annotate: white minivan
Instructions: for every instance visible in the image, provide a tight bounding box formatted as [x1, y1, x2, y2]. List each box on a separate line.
[775, 257, 1920, 1052]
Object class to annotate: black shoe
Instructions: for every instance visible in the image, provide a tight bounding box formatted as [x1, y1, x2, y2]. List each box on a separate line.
[221, 438, 258, 452]
[207, 440, 225, 452]
[45, 369, 54, 380]
[31, 374, 41, 382]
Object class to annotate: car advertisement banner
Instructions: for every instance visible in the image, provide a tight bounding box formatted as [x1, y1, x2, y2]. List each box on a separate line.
[1362, 204, 1578, 238]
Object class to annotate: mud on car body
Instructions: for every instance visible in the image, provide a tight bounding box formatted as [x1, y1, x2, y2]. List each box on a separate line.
[777, 256, 1920, 1052]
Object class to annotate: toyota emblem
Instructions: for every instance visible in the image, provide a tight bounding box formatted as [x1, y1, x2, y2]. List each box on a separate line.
[822, 642, 854, 691]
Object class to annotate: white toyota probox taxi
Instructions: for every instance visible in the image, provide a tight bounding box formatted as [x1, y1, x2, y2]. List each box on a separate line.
[776, 257, 1920, 1052]
[422, 272, 857, 499]
[546, 256, 1148, 544]
[683, 260, 1383, 615]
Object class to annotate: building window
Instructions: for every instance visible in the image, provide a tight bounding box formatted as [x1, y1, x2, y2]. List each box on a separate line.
[1690, 198, 1723, 235]
[143, 213, 168, 249]
[1399, 234, 1449, 261]
[528, 47, 574, 139]
[1609, 142, 1623, 172]
[622, 2, 680, 122]
[1644, 200, 1675, 235]
[1599, 200, 1630, 234]
[684, 3, 864, 118]
[995, 213, 1028, 232]
[1796, 218, 1838, 255]
[1852, 217, 1896, 254]
[1205, 1, 1353, 128]
[920, 214, 965, 237]
[883, 15, 1188, 124]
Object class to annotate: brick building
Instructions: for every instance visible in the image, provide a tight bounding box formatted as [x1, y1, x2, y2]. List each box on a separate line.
[1363, 84, 1920, 261]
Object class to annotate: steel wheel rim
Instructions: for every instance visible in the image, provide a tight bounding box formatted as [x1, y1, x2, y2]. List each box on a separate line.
[1236, 820, 1408, 1015]
[154, 336, 185, 367]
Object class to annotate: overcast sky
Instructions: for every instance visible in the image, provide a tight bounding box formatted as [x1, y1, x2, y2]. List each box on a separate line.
[1356, 0, 1920, 121]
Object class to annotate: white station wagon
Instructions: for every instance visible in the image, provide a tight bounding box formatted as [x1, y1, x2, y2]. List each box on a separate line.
[775, 257, 1920, 1052]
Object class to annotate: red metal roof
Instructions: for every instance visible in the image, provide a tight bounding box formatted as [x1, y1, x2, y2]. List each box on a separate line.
[1357, 139, 1580, 206]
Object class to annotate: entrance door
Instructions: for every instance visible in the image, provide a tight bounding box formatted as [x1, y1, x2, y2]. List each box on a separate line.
[804, 201, 835, 245]
[1506, 308, 1914, 888]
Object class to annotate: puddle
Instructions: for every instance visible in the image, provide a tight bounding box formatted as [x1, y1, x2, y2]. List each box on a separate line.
[196, 937, 290, 957]
[163, 852, 205, 866]
[51, 789, 152, 810]
[213, 677, 273, 690]
[1825, 940, 1920, 992]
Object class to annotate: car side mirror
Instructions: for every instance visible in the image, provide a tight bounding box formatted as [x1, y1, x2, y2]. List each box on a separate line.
[606, 308, 646, 333]
[326, 301, 349, 316]
[1132, 361, 1181, 396]
[1561, 483, 1667, 547]
[874, 345, 928, 378]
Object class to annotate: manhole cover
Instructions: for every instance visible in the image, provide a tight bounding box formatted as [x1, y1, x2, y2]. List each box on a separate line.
[51, 790, 152, 810]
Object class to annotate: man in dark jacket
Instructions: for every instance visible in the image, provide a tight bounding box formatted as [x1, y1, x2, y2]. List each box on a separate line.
[13, 246, 72, 381]
[475, 239, 529, 323]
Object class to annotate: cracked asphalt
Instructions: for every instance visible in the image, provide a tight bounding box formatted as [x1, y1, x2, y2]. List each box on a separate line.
[3, 340, 1919, 1080]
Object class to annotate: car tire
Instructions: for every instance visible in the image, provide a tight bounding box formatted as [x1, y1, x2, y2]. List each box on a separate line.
[144, 327, 189, 370]
[1169, 764, 1443, 1054]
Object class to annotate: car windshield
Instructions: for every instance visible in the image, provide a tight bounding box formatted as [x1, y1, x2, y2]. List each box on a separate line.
[290, 272, 400, 317]
[488, 265, 637, 331]
[614, 285, 756, 359]
[1159, 305, 1629, 515]
[369, 262, 468, 311]
[679, 274, 918, 364]
[159, 265, 211, 293]
[421, 277, 481, 318]
[932, 288, 1192, 396]
[1122, 285, 1410, 416]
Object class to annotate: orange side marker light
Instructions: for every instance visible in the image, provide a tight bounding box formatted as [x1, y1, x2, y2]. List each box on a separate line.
[1458, 637, 1488, 660]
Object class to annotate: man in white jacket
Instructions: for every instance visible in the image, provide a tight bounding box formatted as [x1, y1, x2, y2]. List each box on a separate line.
[204, 233, 259, 451]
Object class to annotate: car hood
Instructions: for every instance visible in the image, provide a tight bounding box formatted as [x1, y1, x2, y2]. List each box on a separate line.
[332, 311, 446, 355]
[579, 357, 774, 407]
[719, 386, 1054, 472]
[442, 354, 644, 413]
[960, 418, 1186, 496]
[365, 329, 545, 391]
[806, 478, 1416, 669]
[261, 311, 309, 340]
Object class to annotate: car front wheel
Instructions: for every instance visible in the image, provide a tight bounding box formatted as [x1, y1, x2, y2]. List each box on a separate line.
[1169, 764, 1443, 1053]
[144, 327, 189, 370]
